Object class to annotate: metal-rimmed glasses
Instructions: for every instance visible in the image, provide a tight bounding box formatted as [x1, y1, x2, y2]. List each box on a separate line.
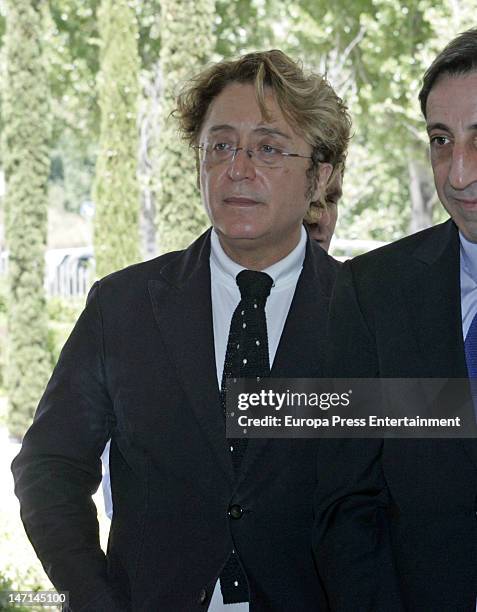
[193, 142, 313, 169]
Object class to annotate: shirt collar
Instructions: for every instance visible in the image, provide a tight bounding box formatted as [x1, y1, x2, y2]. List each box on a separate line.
[210, 226, 306, 289]
[460, 231, 477, 284]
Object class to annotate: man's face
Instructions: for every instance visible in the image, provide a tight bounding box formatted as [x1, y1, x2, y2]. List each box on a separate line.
[198, 82, 332, 266]
[305, 171, 342, 252]
[426, 71, 477, 242]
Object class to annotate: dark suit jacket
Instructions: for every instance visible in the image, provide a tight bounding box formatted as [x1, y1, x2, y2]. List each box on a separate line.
[314, 220, 477, 611]
[12, 229, 339, 612]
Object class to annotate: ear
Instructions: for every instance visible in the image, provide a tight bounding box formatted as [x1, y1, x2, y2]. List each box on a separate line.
[311, 162, 333, 202]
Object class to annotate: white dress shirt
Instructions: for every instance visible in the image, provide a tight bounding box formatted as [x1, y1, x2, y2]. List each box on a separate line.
[460, 231, 477, 341]
[210, 226, 306, 386]
[208, 227, 306, 610]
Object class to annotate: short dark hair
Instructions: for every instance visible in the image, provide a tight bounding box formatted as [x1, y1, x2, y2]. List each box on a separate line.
[419, 27, 477, 117]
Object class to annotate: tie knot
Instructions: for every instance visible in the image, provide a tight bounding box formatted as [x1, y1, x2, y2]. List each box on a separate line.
[236, 270, 273, 301]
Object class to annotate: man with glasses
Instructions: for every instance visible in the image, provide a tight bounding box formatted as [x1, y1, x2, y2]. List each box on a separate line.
[12, 50, 350, 611]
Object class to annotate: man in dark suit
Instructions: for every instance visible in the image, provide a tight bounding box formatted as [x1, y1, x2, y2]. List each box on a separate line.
[314, 28, 477, 611]
[12, 50, 350, 611]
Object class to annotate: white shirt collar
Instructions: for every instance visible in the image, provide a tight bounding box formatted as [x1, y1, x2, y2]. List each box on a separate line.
[210, 226, 306, 289]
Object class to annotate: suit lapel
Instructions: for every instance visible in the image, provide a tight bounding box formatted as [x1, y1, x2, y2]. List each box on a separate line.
[235, 238, 338, 485]
[272, 239, 336, 379]
[408, 220, 466, 378]
[148, 230, 234, 482]
[409, 221, 477, 469]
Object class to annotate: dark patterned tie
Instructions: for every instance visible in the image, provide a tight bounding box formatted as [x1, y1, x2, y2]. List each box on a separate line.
[465, 310, 477, 416]
[219, 269, 273, 604]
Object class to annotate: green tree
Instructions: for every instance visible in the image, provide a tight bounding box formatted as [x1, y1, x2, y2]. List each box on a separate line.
[0, 573, 30, 611]
[157, 0, 215, 254]
[245, 0, 446, 240]
[44, 0, 162, 160]
[92, 0, 141, 277]
[2, 0, 52, 439]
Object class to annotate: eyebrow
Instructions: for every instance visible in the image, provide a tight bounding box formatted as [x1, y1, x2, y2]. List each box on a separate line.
[427, 122, 477, 133]
[207, 124, 236, 134]
[253, 126, 292, 140]
[426, 122, 450, 133]
[206, 124, 292, 140]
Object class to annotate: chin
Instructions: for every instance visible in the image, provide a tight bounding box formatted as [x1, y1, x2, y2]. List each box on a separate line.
[217, 222, 265, 241]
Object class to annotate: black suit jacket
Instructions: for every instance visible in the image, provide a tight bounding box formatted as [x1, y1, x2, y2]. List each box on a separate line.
[12, 229, 339, 612]
[314, 220, 477, 611]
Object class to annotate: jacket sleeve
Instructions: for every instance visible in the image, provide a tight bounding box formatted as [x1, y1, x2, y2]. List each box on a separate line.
[11, 282, 129, 611]
[313, 261, 403, 611]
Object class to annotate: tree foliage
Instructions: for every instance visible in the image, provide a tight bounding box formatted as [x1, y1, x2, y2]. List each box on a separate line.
[210, 0, 472, 241]
[92, 0, 141, 277]
[0, 0, 475, 434]
[2, 0, 52, 439]
[1, 0, 475, 264]
[3, 0, 468, 250]
[157, 0, 215, 254]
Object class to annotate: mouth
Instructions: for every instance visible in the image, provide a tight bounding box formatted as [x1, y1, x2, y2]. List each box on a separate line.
[453, 197, 477, 210]
[223, 196, 261, 206]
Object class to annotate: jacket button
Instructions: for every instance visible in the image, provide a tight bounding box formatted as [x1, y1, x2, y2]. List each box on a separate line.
[198, 588, 207, 604]
[228, 504, 243, 519]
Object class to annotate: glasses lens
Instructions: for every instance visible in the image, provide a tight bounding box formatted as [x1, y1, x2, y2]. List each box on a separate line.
[199, 144, 287, 168]
[208, 145, 234, 165]
[255, 146, 282, 167]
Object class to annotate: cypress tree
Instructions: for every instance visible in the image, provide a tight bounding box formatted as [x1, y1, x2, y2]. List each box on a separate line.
[3, 0, 51, 439]
[158, 0, 215, 254]
[93, 0, 141, 278]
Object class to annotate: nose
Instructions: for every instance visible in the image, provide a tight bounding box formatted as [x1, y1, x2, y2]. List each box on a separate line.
[448, 141, 477, 190]
[227, 148, 256, 181]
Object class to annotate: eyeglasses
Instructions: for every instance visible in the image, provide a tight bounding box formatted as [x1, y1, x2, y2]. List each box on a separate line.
[193, 142, 313, 169]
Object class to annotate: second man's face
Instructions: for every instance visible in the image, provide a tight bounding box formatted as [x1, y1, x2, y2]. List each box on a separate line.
[305, 171, 342, 252]
[426, 70, 477, 242]
[198, 82, 332, 265]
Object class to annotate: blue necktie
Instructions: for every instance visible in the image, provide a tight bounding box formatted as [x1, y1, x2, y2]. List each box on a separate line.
[465, 311, 477, 414]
